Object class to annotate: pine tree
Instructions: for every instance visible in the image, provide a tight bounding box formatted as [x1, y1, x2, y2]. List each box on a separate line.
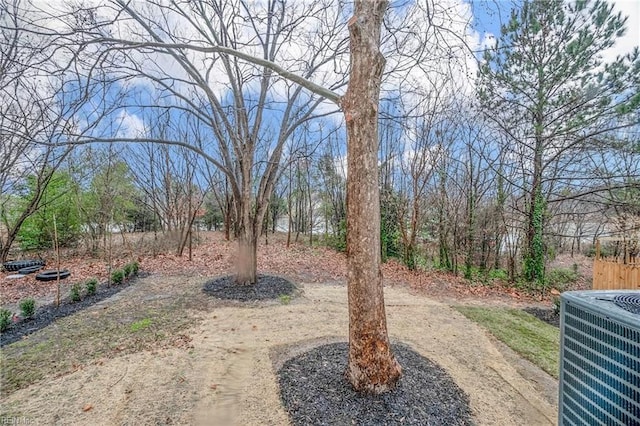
[478, 0, 640, 287]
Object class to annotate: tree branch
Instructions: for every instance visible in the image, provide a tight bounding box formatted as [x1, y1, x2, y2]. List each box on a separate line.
[96, 37, 342, 105]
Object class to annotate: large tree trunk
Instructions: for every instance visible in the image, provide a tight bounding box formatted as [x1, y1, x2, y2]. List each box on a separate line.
[235, 156, 258, 285]
[524, 129, 546, 283]
[236, 225, 257, 285]
[342, 0, 401, 394]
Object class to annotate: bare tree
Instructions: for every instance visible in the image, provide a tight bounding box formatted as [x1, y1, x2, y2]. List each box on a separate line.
[127, 135, 207, 256]
[341, 0, 401, 392]
[97, 0, 400, 392]
[0, 0, 98, 261]
[395, 84, 458, 270]
[71, 0, 348, 284]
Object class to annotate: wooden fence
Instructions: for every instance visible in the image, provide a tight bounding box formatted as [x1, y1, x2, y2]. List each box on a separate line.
[592, 239, 640, 290]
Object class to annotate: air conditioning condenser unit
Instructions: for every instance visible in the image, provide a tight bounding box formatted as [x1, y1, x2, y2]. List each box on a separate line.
[559, 290, 639, 425]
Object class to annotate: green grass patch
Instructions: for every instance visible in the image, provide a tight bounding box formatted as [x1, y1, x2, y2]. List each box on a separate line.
[278, 294, 292, 305]
[1, 304, 196, 397]
[455, 306, 560, 378]
[130, 318, 152, 332]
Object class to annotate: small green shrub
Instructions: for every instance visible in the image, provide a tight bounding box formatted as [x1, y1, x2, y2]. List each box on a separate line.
[585, 245, 614, 258]
[130, 318, 152, 332]
[70, 283, 82, 302]
[463, 265, 488, 281]
[552, 296, 561, 315]
[19, 298, 36, 319]
[86, 278, 98, 295]
[414, 254, 430, 271]
[546, 245, 557, 261]
[278, 294, 292, 305]
[111, 269, 125, 285]
[123, 263, 133, 277]
[121, 261, 140, 277]
[488, 268, 509, 281]
[546, 268, 578, 291]
[325, 234, 345, 253]
[0, 308, 12, 332]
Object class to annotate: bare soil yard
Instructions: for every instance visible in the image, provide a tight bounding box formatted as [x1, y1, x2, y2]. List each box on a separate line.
[1, 233, 560, 425]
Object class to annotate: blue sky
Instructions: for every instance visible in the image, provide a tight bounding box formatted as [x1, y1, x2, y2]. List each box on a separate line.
[470, 0, 518, 37]
[61, 0, 639, 153]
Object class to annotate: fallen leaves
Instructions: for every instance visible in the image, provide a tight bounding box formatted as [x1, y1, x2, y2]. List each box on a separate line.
[2, 231, 551, 308]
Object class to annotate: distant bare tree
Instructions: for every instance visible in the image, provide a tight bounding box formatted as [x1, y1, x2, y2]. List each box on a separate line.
[0, 0, 109, 261]
[126, 115, 208, 256]
[73, 0, 348, 284]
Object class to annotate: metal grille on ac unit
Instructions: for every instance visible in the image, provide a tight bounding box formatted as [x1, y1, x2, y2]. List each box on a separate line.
[559, 290, 640, 425]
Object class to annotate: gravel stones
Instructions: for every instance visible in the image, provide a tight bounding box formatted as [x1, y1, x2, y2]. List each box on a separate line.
[524, 307, 560, 328]
[203, 275, 296, 301]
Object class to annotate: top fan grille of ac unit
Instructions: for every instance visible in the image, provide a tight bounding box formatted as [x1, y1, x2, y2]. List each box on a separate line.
[613, 293, 640, 315]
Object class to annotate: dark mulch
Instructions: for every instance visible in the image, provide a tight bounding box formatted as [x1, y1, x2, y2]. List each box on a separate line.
[278, 342, 473, 426]
[0, 274, 145, 347]
[524, 307, 560, 328]
[202, 274, 296, 301]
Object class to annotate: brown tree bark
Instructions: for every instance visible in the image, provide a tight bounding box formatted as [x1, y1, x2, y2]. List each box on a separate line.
[235, 158, 259, 285]
[342, 0, 401, 393]
[236, 226, 258, 285]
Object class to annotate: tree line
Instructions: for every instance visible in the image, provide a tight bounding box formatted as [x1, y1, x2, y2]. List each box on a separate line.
[1, 0, 638, 288]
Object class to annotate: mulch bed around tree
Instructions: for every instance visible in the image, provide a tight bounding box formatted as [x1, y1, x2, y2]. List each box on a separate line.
[0, 275, 143, 347]
[202, 274, 296, 301]
[524, 307, 560, 328]
[278, 342, 473, 426]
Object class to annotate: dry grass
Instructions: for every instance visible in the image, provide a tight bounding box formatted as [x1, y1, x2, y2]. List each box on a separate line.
[2, 283, 558, 425]
[1, 275, 205, 398]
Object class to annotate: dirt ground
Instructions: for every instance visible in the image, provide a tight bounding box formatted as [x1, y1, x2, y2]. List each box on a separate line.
[1, 273, 558, 425]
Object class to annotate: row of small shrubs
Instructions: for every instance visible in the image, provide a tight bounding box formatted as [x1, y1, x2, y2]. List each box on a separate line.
[1, 276, 99, 331]
[111, 261, 140, 285]
[70, 277, 99, 302]
[69, 262, 140, 303]
[1, 263, 141, 331]
[0, 298, 36, 332]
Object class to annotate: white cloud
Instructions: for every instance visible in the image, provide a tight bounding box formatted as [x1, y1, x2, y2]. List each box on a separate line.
[479, 32, 497, 51]
[334, 154, 348, 180]
[609, 0, 640, 58]
[116, 111, 145, 139]
[381, 0, 482, 110]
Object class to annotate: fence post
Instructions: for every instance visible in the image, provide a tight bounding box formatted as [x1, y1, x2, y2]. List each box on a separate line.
[624, 241, 630, 265]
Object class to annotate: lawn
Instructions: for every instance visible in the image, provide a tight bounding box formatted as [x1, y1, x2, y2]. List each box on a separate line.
[454, 306, 560, 379]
